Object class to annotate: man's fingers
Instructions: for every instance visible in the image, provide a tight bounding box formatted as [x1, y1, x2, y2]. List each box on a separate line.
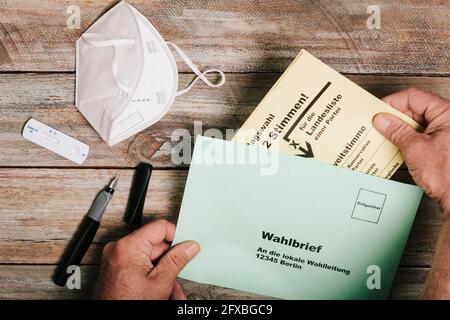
[382, 90, 413, 116]
[127, 219, 176, 245]
[373, 113, 422, 152]
[151, 241, 171, 261]
[114, 220, 175, 266]
[149, 241, 200, 284]
[170, 281, 187, 300]
[382, 87, 449, 125]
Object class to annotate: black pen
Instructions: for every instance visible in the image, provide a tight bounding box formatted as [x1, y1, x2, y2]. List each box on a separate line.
[53, 176, 118, 287]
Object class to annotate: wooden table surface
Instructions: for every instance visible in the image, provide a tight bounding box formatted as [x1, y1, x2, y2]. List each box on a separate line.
[0, 0, 449, 299]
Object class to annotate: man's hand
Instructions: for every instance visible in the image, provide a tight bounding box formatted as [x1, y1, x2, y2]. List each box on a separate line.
[373, 87, 450, 217]
[373, 87, 450, 299]
[93, 219, 200, 300]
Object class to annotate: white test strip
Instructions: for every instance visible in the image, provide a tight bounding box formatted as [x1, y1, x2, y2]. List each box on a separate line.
[22, 119, 89, 164]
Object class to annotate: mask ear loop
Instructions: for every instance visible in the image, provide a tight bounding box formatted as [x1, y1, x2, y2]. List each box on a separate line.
[82, 33, 135, 94]
[166, 42, 225, 96]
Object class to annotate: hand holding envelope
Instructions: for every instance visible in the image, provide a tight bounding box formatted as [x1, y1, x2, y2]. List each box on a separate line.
[93, 219, 200, 300]
[172, 136, 423, 299]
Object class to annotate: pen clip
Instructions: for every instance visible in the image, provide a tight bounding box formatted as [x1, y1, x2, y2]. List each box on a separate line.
[125, 163, 153, 226]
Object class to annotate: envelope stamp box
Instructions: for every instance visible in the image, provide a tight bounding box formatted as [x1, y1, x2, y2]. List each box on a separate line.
[351, 188, 387, 224]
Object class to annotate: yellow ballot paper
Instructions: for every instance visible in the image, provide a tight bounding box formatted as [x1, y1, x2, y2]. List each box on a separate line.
[233, 50, 420, 179]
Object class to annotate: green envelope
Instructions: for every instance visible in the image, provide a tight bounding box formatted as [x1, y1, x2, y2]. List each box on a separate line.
[172, 136, 423, 299]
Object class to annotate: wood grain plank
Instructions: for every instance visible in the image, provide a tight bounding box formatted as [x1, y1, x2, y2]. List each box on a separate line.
[0, 265, 97, 300]
[1, 73, 449, 167]
[0, 265, 429, 299]
[0, 0, 448, 74]
[0, 168, 443, 266]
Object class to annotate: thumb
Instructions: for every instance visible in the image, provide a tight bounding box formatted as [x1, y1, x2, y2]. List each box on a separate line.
[373, 113, 422, 153]
[150, 240, 200, 284]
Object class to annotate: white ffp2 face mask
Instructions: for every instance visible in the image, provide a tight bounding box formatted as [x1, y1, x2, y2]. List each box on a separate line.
[75, 1, 225, 146]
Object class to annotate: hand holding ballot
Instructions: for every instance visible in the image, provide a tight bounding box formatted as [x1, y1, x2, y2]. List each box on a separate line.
[374, 88, 450, 216]
[373, 88, 450, 299]
[93, 219, 200, 300]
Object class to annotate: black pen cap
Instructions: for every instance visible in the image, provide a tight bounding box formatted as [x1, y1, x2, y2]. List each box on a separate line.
[124, 163, 153, 226]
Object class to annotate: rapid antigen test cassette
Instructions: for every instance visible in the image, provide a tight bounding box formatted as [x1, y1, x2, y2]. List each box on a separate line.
[22, 119, 89, 164]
